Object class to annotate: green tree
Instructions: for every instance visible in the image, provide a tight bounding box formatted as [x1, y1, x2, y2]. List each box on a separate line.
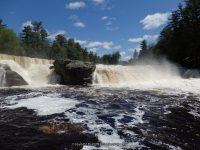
[0, 21, 24, 55]
[153, 0, 200, 68]
[138, 40, 148, 59]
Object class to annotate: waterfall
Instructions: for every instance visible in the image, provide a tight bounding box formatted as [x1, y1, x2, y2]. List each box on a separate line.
[0, 54, 58, 86]
[93, 63, 181, 87]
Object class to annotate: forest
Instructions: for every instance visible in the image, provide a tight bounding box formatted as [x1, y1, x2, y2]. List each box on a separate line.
[0, 20, 120, 64]
[1, 0, 200, 68]
[137, 0, 200, 68]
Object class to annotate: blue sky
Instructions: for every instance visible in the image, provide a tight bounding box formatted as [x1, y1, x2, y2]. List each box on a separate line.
[0, 0, 182, 60]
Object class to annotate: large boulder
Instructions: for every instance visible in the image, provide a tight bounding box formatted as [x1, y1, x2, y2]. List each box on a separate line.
[53, 59, 96, 85]
[0, 64, 28, 87]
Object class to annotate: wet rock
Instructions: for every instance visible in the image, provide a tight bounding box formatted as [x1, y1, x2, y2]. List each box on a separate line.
[0, 64, 28, 87]
[53, 59, 96, 85]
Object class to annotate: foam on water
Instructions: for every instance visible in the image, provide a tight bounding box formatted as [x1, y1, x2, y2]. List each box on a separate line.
[4, 95, 80, 116]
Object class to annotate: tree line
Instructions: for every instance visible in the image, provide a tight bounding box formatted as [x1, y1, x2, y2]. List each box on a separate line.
[135, 0, 200, 69]
[0, 20, 121, 64]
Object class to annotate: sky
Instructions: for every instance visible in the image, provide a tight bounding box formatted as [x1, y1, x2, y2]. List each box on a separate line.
[0, 0, 182, 60]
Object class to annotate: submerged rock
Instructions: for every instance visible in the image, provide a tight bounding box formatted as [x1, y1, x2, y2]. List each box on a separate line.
[0, 63, 28, 87]
[53, 59, 96, 85]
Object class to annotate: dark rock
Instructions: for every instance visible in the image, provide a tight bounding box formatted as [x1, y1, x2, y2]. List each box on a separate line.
[53, 59, 96, 85]
[0, 64, 28, 87]
[49, 66, 54, 69]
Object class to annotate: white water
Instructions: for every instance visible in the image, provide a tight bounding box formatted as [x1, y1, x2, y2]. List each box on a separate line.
[0, 54, 58, 86]
[1, 54, 200, 94]
[93, 63, 200, 94]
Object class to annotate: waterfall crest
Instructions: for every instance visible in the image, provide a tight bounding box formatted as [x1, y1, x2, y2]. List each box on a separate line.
[93, 64, 181, 87]
[0, 54, 58, 86]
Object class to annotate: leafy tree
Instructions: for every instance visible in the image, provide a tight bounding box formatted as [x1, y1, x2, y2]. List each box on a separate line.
[0, 20, 24, 55]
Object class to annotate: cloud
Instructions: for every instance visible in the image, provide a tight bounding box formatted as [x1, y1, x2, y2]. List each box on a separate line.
[101, 16, 118, 31]
[75, 39, 115, 50]
[48, 30, 66, 40]
[74, 22, 85, 28]
[91, 0, 113, 10]
[120, 51, 126, 56]
[101, 16, 108, 20]
[140, 12, 171, 30]
[128, 34, 159, 43]
[22, 21, 33, 29]
[91, 0, 105, 5]
[114, 45, 122, 50]
[75, 39, 87, 45]
[87, 41, 114, 49]
[65, 1, 86, 10]
[69, 15, 86, 28]
[129, 45, 141, 52]
[89, 47, 98, 53]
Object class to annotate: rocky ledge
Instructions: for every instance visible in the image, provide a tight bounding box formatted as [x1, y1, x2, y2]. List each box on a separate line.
[53, 59, 96, 85]
[0, 64, 28, 87]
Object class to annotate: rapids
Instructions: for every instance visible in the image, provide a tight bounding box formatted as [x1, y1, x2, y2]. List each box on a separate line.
[0, 54, 200, 149]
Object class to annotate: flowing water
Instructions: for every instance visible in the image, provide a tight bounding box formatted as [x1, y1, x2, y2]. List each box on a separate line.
[0, 54, 200, 150]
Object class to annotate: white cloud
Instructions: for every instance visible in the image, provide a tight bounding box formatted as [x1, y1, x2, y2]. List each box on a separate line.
[86, 41, 113, 49]
[75, 39, 87, 45]
[128, 45, 141, 53]
[102, 41, 114, 49]
[128, 34, 159, 43]
[89, 47, 98, 53]
[69, 15, 86, 28]
[140, 12, 171, 30]
[65, 1, 86, 10]
[105, 21, 113, 26]
[101, 16, 108, 20]
[91, 0, 105, 5]
[22, 21, 33, 29]
[87, 41, 102, 48]
[120, 51, 126, 56]
[74, 22, 85, 28]
[48, 30, 66, 40]
[114, 45, 122, 50]
[75, 39, 115, 51]
[101, 16, 118, 31]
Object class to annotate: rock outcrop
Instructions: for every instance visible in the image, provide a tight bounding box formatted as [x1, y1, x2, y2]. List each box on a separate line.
[53, 59, 96, 85]
[0, 64, 28, 87]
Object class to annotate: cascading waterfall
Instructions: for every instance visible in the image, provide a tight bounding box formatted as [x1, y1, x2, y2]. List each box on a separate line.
[0, 54, 59, 86]
[93, 63, 181, 86]
[1, 53, 200, 93]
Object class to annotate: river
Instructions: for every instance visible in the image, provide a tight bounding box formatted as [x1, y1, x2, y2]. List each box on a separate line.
[0, 54, 200, 150]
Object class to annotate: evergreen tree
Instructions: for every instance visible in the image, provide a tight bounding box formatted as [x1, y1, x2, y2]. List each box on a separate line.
[153, 0, 200, 68]
[133, 49, 138, 59]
